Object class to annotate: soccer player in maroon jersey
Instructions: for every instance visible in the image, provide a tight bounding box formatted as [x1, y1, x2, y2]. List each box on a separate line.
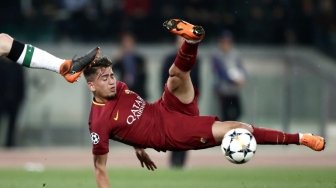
[0, 19, 326, 188]
[83, 19, 325, 188]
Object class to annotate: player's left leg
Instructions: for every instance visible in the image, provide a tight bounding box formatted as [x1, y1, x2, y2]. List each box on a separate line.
[211, 121, 325, 151]
[0, 33, 99, 83]
[163, 19, 204, 104]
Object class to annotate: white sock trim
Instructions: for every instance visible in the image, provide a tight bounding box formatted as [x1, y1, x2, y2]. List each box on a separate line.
[16, 44, 65, 73]
[185, 39, 201, 44]
[299, 133, 303, 142]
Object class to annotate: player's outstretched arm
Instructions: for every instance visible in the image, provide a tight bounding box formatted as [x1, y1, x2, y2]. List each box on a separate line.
[93, 154, 110, 188]
[134, 147, 157, 171]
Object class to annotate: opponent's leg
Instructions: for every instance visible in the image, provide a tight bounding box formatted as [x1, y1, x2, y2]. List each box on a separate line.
[0, 33, 13, 56]
[211, 121, 325, 151]
[0, 33, 99, 83]
[163, 19, 205, 104]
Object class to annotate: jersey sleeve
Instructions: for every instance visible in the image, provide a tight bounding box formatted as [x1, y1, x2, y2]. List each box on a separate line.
[90, 129, 109, 155]
[89, 110, 110, 155]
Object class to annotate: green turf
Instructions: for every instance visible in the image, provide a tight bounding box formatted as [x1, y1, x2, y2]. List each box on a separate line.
[0, 167, 335, 188]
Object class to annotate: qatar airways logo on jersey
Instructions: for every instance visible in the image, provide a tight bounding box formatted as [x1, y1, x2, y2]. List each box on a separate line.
[126, 95, 146, 125]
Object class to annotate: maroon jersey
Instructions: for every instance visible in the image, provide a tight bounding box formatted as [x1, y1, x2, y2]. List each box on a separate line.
[89, 81, 218, 155]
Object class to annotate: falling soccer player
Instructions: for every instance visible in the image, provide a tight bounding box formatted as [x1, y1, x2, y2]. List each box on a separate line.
[0, 19, 325, 188]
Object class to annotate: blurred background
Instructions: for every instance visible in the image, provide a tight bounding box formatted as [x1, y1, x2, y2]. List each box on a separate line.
[0, 0, 335, 169]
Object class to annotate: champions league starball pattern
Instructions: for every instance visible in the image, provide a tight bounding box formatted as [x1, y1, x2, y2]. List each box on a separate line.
[90, 132, 100, 145]
[221, 128, 257, 164]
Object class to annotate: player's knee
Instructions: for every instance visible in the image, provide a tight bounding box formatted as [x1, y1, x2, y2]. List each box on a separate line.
[169, 64, 190, 78]
[224, 121, 253, 132]
[0, 33, 14, 56]
[236, 122, 253, 132]
[212, 121, 254, 142]
[167, 76, 180, 91]
[167, 69, 190, 91]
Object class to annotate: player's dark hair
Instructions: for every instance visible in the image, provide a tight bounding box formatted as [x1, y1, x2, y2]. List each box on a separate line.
[83, 57, 113, 82]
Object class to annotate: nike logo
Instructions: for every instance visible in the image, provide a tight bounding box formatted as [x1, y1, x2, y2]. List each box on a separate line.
[113, 110, 119, 121]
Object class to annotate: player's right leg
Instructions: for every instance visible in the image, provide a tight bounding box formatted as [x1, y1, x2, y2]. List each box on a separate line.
[0, 33, 99, 83]
[211, 121, 325, 151]
[163, 19, 205, 104]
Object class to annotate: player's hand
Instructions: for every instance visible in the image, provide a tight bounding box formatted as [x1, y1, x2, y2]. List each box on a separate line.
[134, 148, 157, 171]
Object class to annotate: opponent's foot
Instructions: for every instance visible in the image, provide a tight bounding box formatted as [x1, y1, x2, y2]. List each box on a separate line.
[61, 47, 100, 83]
[163, 19, 205, 42]
[300, 133, 325, 151]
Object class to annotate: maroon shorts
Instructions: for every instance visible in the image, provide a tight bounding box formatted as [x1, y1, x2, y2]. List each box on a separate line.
[156, 86, 219, 151]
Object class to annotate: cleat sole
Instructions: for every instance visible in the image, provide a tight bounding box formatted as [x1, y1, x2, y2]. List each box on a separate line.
[163, 19, 205, 41]
[193, 26, 205, 36]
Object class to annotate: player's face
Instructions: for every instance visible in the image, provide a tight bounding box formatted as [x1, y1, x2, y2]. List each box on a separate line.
[89, 67, 117, 103]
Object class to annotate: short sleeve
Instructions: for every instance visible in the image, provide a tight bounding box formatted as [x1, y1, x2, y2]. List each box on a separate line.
[90, 129, 109, 155]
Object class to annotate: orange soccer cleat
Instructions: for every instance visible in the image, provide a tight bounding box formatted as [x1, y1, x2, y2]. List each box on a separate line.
[300, 133, 325, 151]
[60, 47, 100, 83]
[163, 19, 205, 42]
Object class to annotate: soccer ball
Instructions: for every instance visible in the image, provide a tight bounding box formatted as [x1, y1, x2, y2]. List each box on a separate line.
[90, 132, 100, 145]
[221, 128, 257, 164]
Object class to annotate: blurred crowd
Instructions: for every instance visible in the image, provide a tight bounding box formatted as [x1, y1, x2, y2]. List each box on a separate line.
[1, 0, 335, 54]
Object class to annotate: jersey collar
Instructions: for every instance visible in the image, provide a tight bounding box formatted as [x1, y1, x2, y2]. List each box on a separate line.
[92, 98, 106, 106]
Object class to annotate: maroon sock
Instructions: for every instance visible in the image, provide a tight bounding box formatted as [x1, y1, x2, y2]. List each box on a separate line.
[173, 41, 198, 72]
[252, 127, 300, 145]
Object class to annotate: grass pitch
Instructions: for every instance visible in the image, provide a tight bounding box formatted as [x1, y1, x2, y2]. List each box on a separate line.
[0, 167, 335, 188]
